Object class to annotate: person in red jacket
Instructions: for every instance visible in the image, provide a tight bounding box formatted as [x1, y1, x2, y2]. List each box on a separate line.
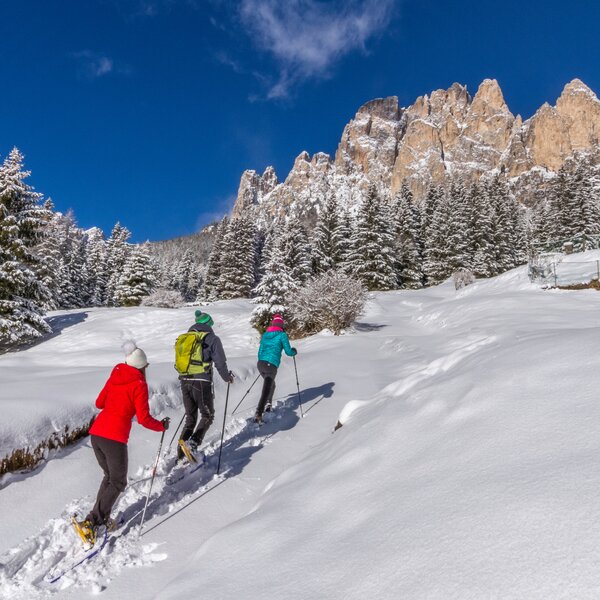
[75, 341, 169, 544]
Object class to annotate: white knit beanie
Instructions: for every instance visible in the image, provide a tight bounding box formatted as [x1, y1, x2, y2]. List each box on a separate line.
[122, 340, 149, 370]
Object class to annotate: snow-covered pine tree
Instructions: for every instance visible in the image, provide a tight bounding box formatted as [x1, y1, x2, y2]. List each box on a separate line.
[105, 222, 132, 306]
[84, 227, 108, 306]
[573, 157, 600, 241]
[347, 184, 396, 290]
[34, 199, 62, 310]
[280, 217, 312, 284]
[336, 208, 354, 274]
[393, 184, 424, 289]
[171, 248, 196, 301]
[200, 216, 228, 301]
[52, 211, 88, 308]
[446, 180, 472, 272]
[251, 234, 297, 330]
[487, 177, 518, 273]
[423, 187, 453, 284]
[0, 148, 51, 346]
[469, 183, 496, 277]
[312, 192, 346, 274]
[218, 214, 257, 299]
[113, 243, 155, 307]
[421, 184, 443, 242]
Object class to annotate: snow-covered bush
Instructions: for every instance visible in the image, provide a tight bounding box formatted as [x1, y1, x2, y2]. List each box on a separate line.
[288, 271, 366, 336]
[453, 268, 475, 290]
[141, 289, 185, 308]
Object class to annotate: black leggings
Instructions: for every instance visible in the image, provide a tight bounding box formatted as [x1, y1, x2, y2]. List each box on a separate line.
[88, 435, 128, 526]
[256, 360, 278, 416]
[180, 379, 215, 445]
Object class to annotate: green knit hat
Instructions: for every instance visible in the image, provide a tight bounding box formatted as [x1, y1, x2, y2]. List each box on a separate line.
[195, 309, 214, 327]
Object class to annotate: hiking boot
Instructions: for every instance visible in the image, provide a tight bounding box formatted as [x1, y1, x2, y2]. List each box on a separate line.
[105, 517, 118, 532]
[254, 413, 263, 424]
[265, 403, 272, 413]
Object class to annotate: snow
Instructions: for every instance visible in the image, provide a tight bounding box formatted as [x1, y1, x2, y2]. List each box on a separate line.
[3, 262, 600, 598]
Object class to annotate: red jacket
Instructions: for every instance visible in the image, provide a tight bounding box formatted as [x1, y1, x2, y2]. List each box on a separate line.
[89, 363, 165, 444]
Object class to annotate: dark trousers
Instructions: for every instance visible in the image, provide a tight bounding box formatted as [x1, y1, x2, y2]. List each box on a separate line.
[180, 379, 215, 446]
[256, 360, 278, 416]
[88, 435, 128, 526]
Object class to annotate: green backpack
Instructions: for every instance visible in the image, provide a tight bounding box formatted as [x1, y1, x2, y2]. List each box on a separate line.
[174, 331, 211, 376]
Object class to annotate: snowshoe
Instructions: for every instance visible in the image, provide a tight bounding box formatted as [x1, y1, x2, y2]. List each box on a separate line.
[178, 439, 198, 464]
[71, 516, 96, 547]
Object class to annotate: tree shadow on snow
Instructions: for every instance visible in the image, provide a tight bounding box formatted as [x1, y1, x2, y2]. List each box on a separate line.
[44, 311, 89, 339]
[1, 311, 89, 355]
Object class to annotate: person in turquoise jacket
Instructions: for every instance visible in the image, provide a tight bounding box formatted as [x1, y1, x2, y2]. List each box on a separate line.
[254, 313, 297, 423]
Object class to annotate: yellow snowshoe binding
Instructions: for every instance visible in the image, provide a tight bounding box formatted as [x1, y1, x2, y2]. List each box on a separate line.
[178, 439, 198, 464]
[71, 516, 97, 546]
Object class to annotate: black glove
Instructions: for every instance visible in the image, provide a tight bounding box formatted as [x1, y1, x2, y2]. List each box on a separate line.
[227, 371, 235, 384]
[292, 347, 298, 355]
[161, 417, 171, 430]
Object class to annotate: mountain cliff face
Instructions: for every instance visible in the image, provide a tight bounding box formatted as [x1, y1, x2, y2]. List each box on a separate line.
[232, 79, 600, 222]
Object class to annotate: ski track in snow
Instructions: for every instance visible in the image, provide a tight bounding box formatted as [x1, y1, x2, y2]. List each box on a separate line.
[0, 401, 289, 598]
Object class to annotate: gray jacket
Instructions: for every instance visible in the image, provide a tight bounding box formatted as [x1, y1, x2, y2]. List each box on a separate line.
[180, 323, 230, 382]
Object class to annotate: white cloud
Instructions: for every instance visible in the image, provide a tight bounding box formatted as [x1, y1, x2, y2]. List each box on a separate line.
[239, 0, 396, 98]
[72, 51, 130, 80]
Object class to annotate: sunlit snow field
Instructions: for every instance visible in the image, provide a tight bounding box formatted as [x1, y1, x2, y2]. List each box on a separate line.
[2, 253, 600, 599]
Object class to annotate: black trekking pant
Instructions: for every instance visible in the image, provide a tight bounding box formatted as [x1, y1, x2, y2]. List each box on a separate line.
[256, 360, 278, 417]
[88, 435, 128, 526]
[180, 379, 215, 446]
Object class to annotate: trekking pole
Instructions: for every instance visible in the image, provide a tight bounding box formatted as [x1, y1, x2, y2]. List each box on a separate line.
[231, 374, 260, 415]
[165, 414, 185, 454]
[139, 429, 165, 536]
[216, 382, 231, 475]
[293, 356, 304, 418]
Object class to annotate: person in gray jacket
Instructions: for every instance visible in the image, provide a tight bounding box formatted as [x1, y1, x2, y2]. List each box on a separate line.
[178, 310, 233, 460]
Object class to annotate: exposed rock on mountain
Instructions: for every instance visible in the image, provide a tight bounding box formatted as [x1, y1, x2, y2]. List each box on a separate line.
[233, 78, 600, 222]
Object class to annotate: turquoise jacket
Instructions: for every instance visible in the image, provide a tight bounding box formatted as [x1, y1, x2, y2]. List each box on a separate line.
[258, 327, 296, 368]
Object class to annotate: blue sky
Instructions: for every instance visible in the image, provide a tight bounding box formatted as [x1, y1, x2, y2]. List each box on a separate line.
[1, 0, 599, 241]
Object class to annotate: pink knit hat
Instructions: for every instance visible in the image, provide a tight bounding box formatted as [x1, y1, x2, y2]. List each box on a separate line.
[271, 314, 285, 327]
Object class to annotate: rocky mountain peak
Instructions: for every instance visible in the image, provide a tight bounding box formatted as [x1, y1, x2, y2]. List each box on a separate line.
[472, 79, 508, 111]
[231, 78, 600, 221]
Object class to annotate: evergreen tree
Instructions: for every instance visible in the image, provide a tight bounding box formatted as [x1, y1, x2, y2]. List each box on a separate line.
[201, 216, 228, 300]
[51, 211, 88, 308]
[34, 199, 62, 310]
[280, 217, 312, 284]
[84, 227, 108, 306]
[218, 215, 257, 299]
[251, 236, 297, 330]
[172, 248, 196, 301]
[347, 184, 396, 290]
[423, 187, 453, 284]
[469, 183, 497, 277]
[105, 222, 132, 305]
[393, 184, 424, 289]
[113, 244, 155, 306]
[312, 192, 346, 274]
[0, 148, 50, 346]
[446, 180, 472, 271]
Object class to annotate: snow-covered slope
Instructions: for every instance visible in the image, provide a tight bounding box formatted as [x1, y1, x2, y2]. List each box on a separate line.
[3, 257, 600, 599]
